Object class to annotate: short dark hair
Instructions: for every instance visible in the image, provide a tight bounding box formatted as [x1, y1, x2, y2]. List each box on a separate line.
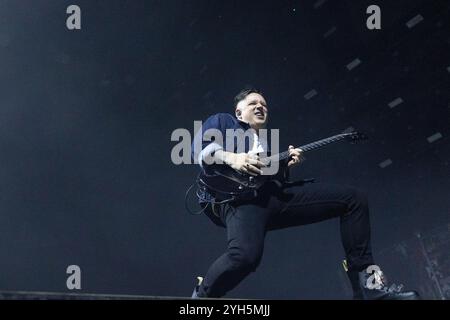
[233, 87, 263, 109]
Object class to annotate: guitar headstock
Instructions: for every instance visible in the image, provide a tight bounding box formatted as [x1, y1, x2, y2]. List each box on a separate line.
[344, 131, 368, 143]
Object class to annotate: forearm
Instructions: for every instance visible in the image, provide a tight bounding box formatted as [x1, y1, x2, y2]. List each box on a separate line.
[200, 144, 264, 176]
[199, 143, 234, 167]
[213, 150, 234, 166]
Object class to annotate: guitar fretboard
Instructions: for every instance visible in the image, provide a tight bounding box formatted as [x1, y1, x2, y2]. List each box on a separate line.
[267, 132, 356, 162]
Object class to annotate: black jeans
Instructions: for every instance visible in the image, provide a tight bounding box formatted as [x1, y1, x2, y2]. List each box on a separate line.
[198, 182, 374, 298]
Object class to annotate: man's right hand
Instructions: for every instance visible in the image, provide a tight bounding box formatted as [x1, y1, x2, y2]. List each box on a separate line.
[217, 151, 265, 176]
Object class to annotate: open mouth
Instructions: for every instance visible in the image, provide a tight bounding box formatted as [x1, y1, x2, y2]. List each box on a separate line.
[254, 111, 265, 119]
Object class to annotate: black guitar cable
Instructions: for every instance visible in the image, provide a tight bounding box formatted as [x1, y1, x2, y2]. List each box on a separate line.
[184, 174, 237, 215]
[184, 183, 210, 215]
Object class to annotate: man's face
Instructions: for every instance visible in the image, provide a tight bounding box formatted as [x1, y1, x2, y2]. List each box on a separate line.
[235, 93, 269, 130]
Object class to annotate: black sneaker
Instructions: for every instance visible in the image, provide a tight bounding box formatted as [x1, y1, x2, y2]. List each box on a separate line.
[347, 264, 420, 300]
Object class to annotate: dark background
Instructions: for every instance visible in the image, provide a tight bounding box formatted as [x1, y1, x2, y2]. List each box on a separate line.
[0, 0, 448, 299]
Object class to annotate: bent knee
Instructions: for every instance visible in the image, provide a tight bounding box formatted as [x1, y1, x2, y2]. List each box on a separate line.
[227, 246, 263, 270]
[346, 187, 369, 208]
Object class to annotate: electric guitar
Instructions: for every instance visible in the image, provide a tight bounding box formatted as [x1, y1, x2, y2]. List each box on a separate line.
[196, 131, 367, 201]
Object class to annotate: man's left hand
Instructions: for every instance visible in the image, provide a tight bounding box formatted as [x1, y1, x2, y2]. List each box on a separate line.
[287, 145, 304, 167]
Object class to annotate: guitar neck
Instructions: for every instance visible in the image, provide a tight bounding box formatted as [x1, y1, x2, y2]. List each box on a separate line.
[271, 133, 354, 162]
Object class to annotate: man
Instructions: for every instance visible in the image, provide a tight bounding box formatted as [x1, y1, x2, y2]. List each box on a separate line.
[190, 88, 419, 300]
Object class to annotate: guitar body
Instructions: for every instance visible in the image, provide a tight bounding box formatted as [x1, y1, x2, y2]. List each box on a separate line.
[198, 163, 288, 199]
